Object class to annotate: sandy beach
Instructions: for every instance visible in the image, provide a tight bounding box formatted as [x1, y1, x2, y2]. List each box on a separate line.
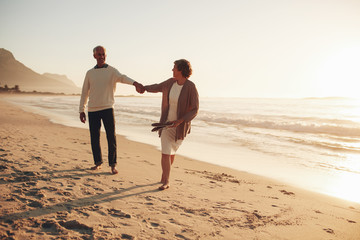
[0, 96, 359, 240]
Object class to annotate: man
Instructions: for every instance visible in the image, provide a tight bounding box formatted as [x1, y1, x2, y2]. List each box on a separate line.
[79, 45, 144, 174]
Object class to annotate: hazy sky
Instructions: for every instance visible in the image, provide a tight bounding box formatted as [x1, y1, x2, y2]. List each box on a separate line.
[1, 0, 360, 98]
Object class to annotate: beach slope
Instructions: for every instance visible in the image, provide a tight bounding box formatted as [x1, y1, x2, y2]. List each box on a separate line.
[0, 97, 359, 239]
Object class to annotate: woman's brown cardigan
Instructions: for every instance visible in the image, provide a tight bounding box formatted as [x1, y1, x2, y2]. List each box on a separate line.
[146, 78, 199, 141]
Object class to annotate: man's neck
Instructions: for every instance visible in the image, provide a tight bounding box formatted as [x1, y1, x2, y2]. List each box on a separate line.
[94, 64, 108, 69]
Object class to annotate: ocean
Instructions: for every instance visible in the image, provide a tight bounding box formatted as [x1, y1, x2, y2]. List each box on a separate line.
[5, 95, 360, 203]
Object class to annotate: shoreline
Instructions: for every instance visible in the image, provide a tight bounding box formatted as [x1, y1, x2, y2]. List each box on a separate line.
[5, 93, 360, 204]
[0, 97, 359, 239]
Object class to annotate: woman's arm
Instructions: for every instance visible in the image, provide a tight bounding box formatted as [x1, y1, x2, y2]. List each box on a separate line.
[145, 78, 174, 93]
[144, 83, 162, 93]
[181, 84, 199, 123]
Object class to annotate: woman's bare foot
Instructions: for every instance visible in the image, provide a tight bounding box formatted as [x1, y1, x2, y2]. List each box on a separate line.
[158, 184, 170, 190]
[111, 166, 118, 175]
[90, 165, 101, 170]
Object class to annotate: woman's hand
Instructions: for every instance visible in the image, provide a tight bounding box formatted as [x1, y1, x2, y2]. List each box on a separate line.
[170, 119, 184, 128]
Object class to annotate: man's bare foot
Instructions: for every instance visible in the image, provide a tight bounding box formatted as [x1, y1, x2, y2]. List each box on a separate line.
[111, 166, 118, 175]
[90, 165, 101, 170]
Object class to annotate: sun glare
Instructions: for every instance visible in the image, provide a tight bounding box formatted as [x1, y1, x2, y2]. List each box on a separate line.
[315, 47, 360, 98]
[324, 170, 360, 203]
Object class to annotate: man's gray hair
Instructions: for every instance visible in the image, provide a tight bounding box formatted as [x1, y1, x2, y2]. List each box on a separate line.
[93, 45, 106, 54]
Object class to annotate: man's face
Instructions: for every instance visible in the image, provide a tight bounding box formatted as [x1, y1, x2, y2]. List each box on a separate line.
[93, 47, 106, 66]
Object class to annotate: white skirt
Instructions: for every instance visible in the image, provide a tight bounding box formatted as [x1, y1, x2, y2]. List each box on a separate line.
[161, 127, 183, 155]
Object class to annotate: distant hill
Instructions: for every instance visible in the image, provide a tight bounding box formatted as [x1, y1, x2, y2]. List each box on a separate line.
[0, 48, 81, 94]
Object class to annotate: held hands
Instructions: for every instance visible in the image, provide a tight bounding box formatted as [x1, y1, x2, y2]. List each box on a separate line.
[133, 82, 145, 94]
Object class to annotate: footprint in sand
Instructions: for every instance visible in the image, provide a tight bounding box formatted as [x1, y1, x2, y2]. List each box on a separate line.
[26, 188, 46, 199]
[142, 160, 156, 166]
[28, 200, 44, 208]
[107, 208, 131, 218]
[93, 187, 104, 192]
[150, 222, 159, 227]
[42, 186, 58, 192]
[175, 233, 190, 240]
[74, 208, 91, 217]
[144, 196, 154, 205]
[279, 190, 295, 196]
[42, 187, 72, 197]
[121, 233, 135, 240]
[323, 228, 334, 234]
[112, 179, 124, 183]
[0, 165, 8, 170]
[31, 156, 43, 161]
[59, 220, 93, 234]
[42, 220, 67, 234]
[56, 211, 68, 220]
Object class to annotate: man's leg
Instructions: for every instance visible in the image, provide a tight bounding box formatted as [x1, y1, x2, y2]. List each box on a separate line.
[88, 111, 103, 167]
[102, 108, 117, 174]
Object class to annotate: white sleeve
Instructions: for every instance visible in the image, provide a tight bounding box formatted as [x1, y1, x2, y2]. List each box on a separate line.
[114, 67, 135, 85]
[79, 73, 90, 112]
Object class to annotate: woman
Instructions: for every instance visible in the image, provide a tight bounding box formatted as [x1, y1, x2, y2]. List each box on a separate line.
[145, 59, 199, 190]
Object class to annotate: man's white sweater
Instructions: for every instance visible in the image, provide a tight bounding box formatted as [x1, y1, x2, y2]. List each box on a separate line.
[79, 65, 135, 113]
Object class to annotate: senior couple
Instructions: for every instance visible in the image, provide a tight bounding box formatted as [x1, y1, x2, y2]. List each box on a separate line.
[79, 46, 199, 190]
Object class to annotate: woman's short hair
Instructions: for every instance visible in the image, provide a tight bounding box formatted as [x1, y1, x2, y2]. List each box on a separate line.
[174, 59, 192, 78]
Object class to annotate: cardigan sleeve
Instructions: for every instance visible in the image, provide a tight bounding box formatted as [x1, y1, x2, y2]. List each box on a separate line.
[181, 83, 199, 123]
[145, 78, 174, 93]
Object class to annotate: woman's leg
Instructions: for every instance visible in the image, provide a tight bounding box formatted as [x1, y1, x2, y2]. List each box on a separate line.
[160, 153, 174, 189]
[161, 154, 175, 183]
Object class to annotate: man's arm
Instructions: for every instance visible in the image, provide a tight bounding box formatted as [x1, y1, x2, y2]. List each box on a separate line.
[79, 73, 90, 123]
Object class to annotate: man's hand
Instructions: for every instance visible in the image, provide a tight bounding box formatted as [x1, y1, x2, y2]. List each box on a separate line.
[80, 112, 86, 123]
[133, 82, 145, 94]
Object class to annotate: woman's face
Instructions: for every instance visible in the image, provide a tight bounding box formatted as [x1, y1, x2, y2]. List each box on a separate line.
[172, 64, 182, 78]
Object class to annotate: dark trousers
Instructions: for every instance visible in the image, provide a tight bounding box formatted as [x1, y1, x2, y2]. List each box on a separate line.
[88, 108, 117, 166]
